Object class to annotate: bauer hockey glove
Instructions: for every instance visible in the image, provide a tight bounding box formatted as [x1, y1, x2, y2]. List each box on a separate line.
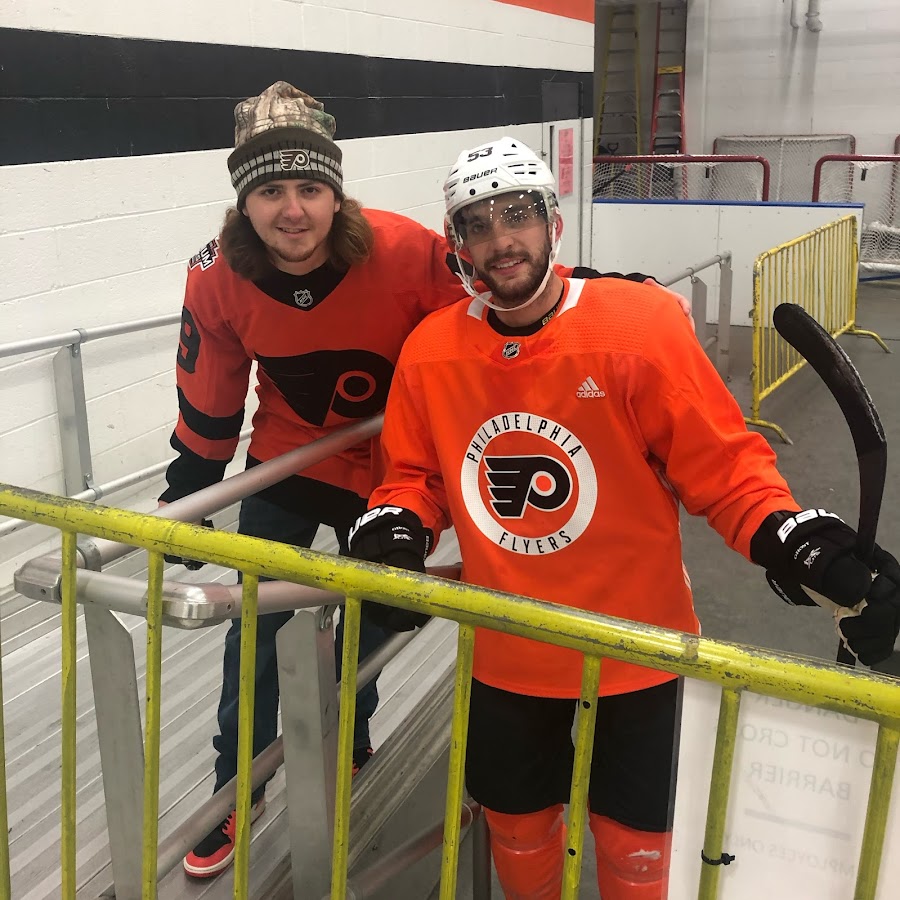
[347, 506, 433, 632]
[163, 518, 214, 571]
[750, 509, 900, 665]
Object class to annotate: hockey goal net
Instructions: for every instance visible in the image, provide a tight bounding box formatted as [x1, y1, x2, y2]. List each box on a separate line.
[813, 155, 900, 274]
[592, 155, 770, 202]
[713, 134, 855, 202]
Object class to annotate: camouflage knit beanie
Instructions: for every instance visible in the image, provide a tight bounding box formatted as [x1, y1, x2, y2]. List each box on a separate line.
[227, 82, 343, 208]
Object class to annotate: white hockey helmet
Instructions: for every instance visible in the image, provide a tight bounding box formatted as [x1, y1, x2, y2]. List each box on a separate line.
[443, 137, 559, 249]
[443, 137, 562, 311]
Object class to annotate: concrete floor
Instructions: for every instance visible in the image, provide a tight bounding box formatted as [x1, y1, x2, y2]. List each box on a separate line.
[452, 281, 900, 899]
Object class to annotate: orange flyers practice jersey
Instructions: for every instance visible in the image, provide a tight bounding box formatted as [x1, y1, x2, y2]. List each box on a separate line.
[370, 278, 800, 699]
[171, 209, 466, 505]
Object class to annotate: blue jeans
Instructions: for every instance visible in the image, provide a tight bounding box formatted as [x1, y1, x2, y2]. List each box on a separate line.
[212, 493, 390, 796]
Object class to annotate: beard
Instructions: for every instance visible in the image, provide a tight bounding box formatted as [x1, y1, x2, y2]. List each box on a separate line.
[267, 240, 321, 265]
[478, 234, 552, 304]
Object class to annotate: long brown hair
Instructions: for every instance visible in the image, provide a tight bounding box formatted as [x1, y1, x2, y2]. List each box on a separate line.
[218, 195, 375, 281]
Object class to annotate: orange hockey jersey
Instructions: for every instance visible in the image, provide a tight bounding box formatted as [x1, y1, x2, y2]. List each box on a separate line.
[370, 278, 800, 698]
[162, 209, 466, 522]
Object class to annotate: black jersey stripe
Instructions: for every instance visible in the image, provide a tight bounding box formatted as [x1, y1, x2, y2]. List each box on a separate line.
[177, 388, 245, 442]
[159, 433, 230, 503]
[0, 27, 590, 166]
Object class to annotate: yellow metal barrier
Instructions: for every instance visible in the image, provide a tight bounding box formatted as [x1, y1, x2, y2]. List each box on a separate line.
[1, 483, 899, 899]
[235, 572, 260, 899]
[142, 550, 164, 900]
[60, 530, 77, 900]
[331, 594, 361, 899]
[698, 688, 742, 897]
[562, 655, 601, 897]
[746, 214, 890, 442]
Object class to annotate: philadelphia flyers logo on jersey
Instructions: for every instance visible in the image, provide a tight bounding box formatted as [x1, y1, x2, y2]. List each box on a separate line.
[485, 456, 572, 519]
[460, 413, 597, 555]
[255, 349, 394, 426]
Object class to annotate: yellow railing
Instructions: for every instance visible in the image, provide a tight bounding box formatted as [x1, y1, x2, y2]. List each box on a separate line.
[745, 214, 890, 443]
[1, 483, 899, 899]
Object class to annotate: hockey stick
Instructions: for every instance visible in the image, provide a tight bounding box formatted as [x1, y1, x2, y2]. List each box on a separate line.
[771, 303, 896, 673]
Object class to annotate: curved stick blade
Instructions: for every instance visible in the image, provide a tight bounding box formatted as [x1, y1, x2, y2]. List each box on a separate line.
[772, 303, 886, 566]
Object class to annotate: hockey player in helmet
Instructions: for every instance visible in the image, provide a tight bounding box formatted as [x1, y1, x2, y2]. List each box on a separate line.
[349, 137, 900, 898]
[444, 137, 563, 315]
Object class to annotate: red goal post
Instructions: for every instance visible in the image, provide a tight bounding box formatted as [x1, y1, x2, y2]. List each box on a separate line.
[813, 154, 900, 273]
[592, 154, 771, 202]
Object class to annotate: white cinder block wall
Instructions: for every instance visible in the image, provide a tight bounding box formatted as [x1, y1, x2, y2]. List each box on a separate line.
[0, 0, 593, 590]
[686, 0, 900, 154]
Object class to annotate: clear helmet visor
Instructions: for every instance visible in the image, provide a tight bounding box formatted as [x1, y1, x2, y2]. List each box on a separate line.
[452, 190, 550, 248]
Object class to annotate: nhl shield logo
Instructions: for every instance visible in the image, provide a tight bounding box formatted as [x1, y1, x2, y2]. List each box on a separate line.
[293, 289, 314, 309]
[502, 342, 520, 360]
[280, 149, 311, 171]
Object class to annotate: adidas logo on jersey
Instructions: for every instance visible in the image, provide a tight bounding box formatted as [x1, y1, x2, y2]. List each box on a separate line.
[576, 376, 605, 399]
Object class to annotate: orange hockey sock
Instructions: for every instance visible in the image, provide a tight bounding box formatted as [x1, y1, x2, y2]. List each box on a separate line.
[590, 813, 671, 900]
[484, 805, 565, 900]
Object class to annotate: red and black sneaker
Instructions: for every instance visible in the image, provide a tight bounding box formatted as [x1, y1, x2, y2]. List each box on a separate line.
[352, 746, 374, 777]
[183, 796, 266, 878]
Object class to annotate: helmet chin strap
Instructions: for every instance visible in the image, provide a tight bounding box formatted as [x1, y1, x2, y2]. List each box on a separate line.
[454, 222, 562, 313]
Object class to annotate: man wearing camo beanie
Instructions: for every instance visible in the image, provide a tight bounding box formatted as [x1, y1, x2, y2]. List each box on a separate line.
[163, 82, 472, 881]
[227, 81, 344, 208]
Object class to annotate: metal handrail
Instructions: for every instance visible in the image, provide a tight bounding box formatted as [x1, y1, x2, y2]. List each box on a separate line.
[0, 428, 252, 541]
[659, 252, 731, 288]
[659, 253, 733, 379]
[15, 557, 461, 625]
[0, 310, 183, 541]
[0, 313, 180, 360]
[22, 415, 382, 574]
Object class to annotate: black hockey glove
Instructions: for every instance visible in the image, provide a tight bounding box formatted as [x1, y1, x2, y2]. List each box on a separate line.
[750, 509, 875, 607]
[751, 509, 900, 665]
[835, 552, 900, 665]
[163, 518, 214, 571]
[347, 506, 433, 632]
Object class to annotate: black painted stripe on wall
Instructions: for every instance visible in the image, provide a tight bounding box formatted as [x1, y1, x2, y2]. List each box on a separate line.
[0, 28, 591, 166]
